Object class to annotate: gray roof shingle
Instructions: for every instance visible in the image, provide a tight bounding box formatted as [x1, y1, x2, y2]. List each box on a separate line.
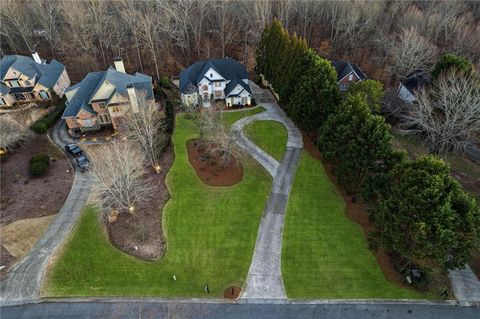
[332, 61, 367, 82]
[62, 67, 153, 118]
[179, 58, 249, 94]
[0, 55, 65, 89]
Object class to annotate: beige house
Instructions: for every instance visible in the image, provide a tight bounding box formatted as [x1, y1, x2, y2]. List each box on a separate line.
[62, 58, 154, 134]
[0, 51, 70, 106]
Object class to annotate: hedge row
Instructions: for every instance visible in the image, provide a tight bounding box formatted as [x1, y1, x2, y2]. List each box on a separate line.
[30, 96, 67, 134]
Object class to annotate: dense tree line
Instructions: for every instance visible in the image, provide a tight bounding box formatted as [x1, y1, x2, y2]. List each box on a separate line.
[256, 20, 339, 131]
[1, 0, 479, 82]
[256, 20, 480, 278]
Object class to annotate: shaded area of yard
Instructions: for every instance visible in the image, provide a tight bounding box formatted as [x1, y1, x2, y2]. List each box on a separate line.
[244, 120, 287, 161]
[44, 109, 271, 297]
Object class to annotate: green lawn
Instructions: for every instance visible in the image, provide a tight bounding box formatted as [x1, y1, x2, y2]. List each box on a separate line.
[44, 109, 271, 297]
[244, 120, 421, 299]
[244, 120, 287, 161]
[220, 106, 265, 126]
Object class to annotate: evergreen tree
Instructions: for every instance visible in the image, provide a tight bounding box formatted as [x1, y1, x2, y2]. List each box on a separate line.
[345, 79, 384, 113]
[317, 93, 392, 192]
[371, 156, 480, 271]
[431, 53, 474, 80]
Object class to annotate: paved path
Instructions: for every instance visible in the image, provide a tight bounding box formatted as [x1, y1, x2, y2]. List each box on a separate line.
[231, 83, 303, 299]
[0, 120, 92, 305]
[448, 265, 480, 304]
[2, 298, 478, 319]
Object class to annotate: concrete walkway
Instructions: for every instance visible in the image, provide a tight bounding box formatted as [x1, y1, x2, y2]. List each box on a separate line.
[0, 120, 92, 305]
[448, 265, 480, 305]
[231, 83, 303, 299]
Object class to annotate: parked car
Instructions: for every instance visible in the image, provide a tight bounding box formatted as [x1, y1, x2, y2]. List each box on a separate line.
[65, 143, 83, 157]
[76, 154, 89, 172]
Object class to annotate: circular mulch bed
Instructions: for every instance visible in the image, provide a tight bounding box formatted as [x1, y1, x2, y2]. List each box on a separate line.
[223, 286, 241, 299]
[187, 138, 243, 186]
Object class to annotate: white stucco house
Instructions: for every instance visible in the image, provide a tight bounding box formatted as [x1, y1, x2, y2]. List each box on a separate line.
[179, 58, 252, 107]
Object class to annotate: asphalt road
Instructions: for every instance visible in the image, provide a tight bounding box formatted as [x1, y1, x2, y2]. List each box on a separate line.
[2, 300, 479, 319]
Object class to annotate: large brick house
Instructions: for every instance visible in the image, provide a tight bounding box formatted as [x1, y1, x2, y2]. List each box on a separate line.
[332, 61, 367, 91]
[62, 58, 153, 134]
[0, 51, 70, 106]
[180, 58, 252, 107]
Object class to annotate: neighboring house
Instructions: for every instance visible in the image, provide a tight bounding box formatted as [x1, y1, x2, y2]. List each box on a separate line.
[0, 51, 70, 106]
[180, 58, 252, 107]
[332, 61, 367, 91]
[62, 58, 154, 134]
[397, 71, 431, 104]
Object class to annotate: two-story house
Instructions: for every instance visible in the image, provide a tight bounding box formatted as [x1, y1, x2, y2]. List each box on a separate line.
[332, 61, 367, 91]
[62, 58, 154, 135]
[179, 58, 252, 107]
[0, 51, 70, 106]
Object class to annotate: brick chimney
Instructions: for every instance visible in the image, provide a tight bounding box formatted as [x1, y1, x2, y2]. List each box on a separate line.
[31, 50, 42, 64]
[113, 56, 126, 73]
[127, 84, 139, 113]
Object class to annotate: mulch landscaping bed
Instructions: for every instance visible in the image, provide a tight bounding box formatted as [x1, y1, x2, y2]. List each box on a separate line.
[223, 286, 241, 299]
[186, 138, 243, 186]
[302, 134, 406, 288]
[107, 144, 174, 261]
[0, 134, 74, 226]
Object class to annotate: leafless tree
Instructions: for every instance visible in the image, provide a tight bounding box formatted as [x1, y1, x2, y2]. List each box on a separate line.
[388, 27, 438, 78]
[401, 70, 480, 154]
[89, 141, 154, 220]
[137, 5, 163, 79]
[118, 0, 144, 71]
[210, 122, 240, 168]
[211, 0, 240, 57]
[121, 93, 170, 171]
[29, 0, 61, 57]
[0, 0, 34, 51]
[0, 116, 30, 152]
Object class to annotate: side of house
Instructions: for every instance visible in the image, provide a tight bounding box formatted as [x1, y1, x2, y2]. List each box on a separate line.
[179, 58, 252, 107]
[332, 61, 367, 91]
[62, 58, 154, 135]
[397, 71, 431, 104]
[0, 51, 70, 106]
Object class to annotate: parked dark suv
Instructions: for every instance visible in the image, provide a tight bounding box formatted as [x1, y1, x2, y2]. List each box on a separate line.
[65, 143, 83, 157]
[75, 154, 89, 173]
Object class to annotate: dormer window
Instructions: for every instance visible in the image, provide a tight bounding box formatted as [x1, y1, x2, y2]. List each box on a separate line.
[348, 74, 353, 81]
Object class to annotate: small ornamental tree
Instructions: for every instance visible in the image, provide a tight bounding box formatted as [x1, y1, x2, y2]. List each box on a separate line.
[371, 156, 480, 271]
[345, 79, 384, 113]
[431, 53, 473, 80]
[317, 93, 392, 192]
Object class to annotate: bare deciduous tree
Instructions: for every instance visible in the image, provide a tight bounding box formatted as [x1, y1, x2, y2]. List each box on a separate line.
[388, 27, 438, 78]
[89, 141, 154, 220]
[0, 116, 30, 152]
[401, 70, 480, 154]
[210, 122, 240, 168]
[121, 93, 170, 171]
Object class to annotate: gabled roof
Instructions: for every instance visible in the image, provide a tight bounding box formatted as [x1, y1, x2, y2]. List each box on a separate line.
[0, 55, 65, 89]
[62, 67, 153, 119]
[401, 70, 431, 92]
[179, 58, 249, 94]
[332, 61, 367, 82]
[225, 78, 252, 97]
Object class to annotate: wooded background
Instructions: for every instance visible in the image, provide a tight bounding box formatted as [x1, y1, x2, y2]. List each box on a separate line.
[1, 0, 479, 84]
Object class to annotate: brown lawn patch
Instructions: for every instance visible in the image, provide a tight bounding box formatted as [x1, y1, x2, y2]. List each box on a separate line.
[186, 138, 243, 186]
[223, 286, 241, 299]
[1, 134, 74, 226]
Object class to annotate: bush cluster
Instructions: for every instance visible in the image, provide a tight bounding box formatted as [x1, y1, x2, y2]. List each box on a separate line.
[30, 96, 67, 134]
[29, 153, 50, 177]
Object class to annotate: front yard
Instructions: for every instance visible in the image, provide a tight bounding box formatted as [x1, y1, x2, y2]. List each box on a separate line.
[244, 120, 422, 299]
[44, 108, 271, 297]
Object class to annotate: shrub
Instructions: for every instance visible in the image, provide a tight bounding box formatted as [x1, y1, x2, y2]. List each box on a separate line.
[30, 97, 67, 134]
[29, 153, 50, 177]
[159, 75, 171, 88]
[30, 153, 50, 166]
[165, 100, 175, 134]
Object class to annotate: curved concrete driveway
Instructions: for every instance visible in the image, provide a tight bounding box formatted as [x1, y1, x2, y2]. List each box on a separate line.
[0, 120, 92, 305]
[232, 83, 303, 299]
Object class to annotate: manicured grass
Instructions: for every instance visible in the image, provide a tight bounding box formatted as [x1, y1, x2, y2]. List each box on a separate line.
[244, 120, 287, 161]
[44, 111, 271, 297]
[282, 151, 422, 299]
[243, 120, 421, 299]
[221, 106, 265, 126]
